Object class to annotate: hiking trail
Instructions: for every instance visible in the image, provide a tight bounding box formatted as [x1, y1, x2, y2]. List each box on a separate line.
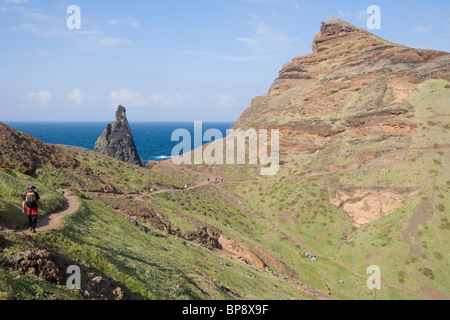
[0, 189, 80, 236]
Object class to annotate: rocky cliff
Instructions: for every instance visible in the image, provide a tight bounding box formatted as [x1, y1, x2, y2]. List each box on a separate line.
[226, 17, 450, 227]
[234, 17, 450, 153]
[94, 106, 144, 167]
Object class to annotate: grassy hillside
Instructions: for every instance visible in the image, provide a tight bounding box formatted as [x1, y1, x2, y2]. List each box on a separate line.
[0, 169, 66, 229]
[0, 143, 419, 300]
[1, 79, 448, 300]
[218, 80, 450, 299]
[0, 148, 310, 300]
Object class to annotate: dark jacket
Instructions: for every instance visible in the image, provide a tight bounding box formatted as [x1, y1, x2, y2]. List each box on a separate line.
[23, 190, 40, 208]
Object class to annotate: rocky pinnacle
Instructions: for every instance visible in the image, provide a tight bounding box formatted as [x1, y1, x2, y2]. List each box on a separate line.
[94, 105, 144, 167]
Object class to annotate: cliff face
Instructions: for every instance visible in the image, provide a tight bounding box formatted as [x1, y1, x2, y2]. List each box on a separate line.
[94, 106, 144, 167]
[234, 17, 450, 153]
[229, 17, 450, 227]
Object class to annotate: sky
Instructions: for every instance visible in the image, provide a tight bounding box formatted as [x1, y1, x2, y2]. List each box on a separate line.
[0, 0, 449, 122]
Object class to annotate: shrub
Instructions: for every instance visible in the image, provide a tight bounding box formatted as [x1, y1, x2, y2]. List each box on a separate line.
[0, 168, 13, 175]
[75, 191, 88, 200]
[439, 222, 450, 230]
[434, 252, 443, 260]
[418, 268, 435, 280]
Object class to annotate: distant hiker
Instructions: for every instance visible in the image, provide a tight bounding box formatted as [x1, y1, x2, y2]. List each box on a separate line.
[150, 188, 154, 195]
[208, 178, 210, 184]
[184, 184, 188, 190]
[214, 178, 217, 185]
[22, 185, 44, 234]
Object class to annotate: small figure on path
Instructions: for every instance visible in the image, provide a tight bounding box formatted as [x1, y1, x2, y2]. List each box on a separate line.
[22, 185, 44, 234]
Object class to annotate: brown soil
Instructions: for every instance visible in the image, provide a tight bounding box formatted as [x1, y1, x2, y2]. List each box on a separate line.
[217, 235, 265, 270]
[329, 188, 417, 227]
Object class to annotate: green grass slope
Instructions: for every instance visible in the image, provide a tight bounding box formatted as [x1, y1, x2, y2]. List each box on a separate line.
[0, 80, 448, 300]
[0, 146, 309, 300]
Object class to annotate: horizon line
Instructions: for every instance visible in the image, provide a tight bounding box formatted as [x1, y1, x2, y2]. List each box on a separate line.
[2, 120, 237, 123]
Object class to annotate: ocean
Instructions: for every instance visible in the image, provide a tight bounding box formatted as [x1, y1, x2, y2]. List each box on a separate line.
[4, 122, 234, 164]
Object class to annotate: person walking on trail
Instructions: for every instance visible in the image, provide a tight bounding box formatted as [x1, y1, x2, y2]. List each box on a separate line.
[22, 185, 44, 234]
[184, 184, 188, 191]
[150, 188, 154, 195]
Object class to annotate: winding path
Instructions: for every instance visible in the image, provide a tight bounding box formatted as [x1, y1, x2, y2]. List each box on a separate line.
[0, 189, 80, 236]
[27, 189, 80, 235]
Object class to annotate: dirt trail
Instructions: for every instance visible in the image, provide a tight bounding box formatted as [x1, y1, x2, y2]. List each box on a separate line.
[154, 181, 209, 194]
[18, 190, 79, 236]
[126, 179, 260, 199]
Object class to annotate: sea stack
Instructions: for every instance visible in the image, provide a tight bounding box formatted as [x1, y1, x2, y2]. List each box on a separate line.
[94, 105, 144, 167]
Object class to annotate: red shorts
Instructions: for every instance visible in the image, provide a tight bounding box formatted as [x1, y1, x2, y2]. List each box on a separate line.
[27, 207, 38, 215]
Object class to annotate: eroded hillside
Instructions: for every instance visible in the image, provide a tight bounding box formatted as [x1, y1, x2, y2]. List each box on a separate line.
[0, 18, 449, 300]
[155, 17, 450, 299]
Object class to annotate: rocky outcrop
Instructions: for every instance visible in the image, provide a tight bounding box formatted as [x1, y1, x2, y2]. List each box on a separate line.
[1, 249, 133, 300]
[94, 106, 144, 167]
[230, 17, 450, 227]
[233, 17, 450, 152]
[312, 17, 371, 54]
[145, 160, 157, 170]
[329, 188, 421, 227]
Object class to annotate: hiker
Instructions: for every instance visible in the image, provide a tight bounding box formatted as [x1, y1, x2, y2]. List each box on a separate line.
[150, 188, 154, 195]
[22, 185, 44, 234]
[214, 178, 217, 185]
[184, 184, 188, 190]
[208, 178, 210, 184]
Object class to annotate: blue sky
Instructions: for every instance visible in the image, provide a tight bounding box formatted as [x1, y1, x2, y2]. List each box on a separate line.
[1, 0, 449, 122]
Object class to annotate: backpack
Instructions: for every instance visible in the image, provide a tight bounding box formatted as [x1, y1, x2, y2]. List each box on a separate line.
[25, 191, 37, 208]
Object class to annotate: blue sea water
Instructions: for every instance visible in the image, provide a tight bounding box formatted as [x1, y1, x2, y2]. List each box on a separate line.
[4, 122, 234, 163]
